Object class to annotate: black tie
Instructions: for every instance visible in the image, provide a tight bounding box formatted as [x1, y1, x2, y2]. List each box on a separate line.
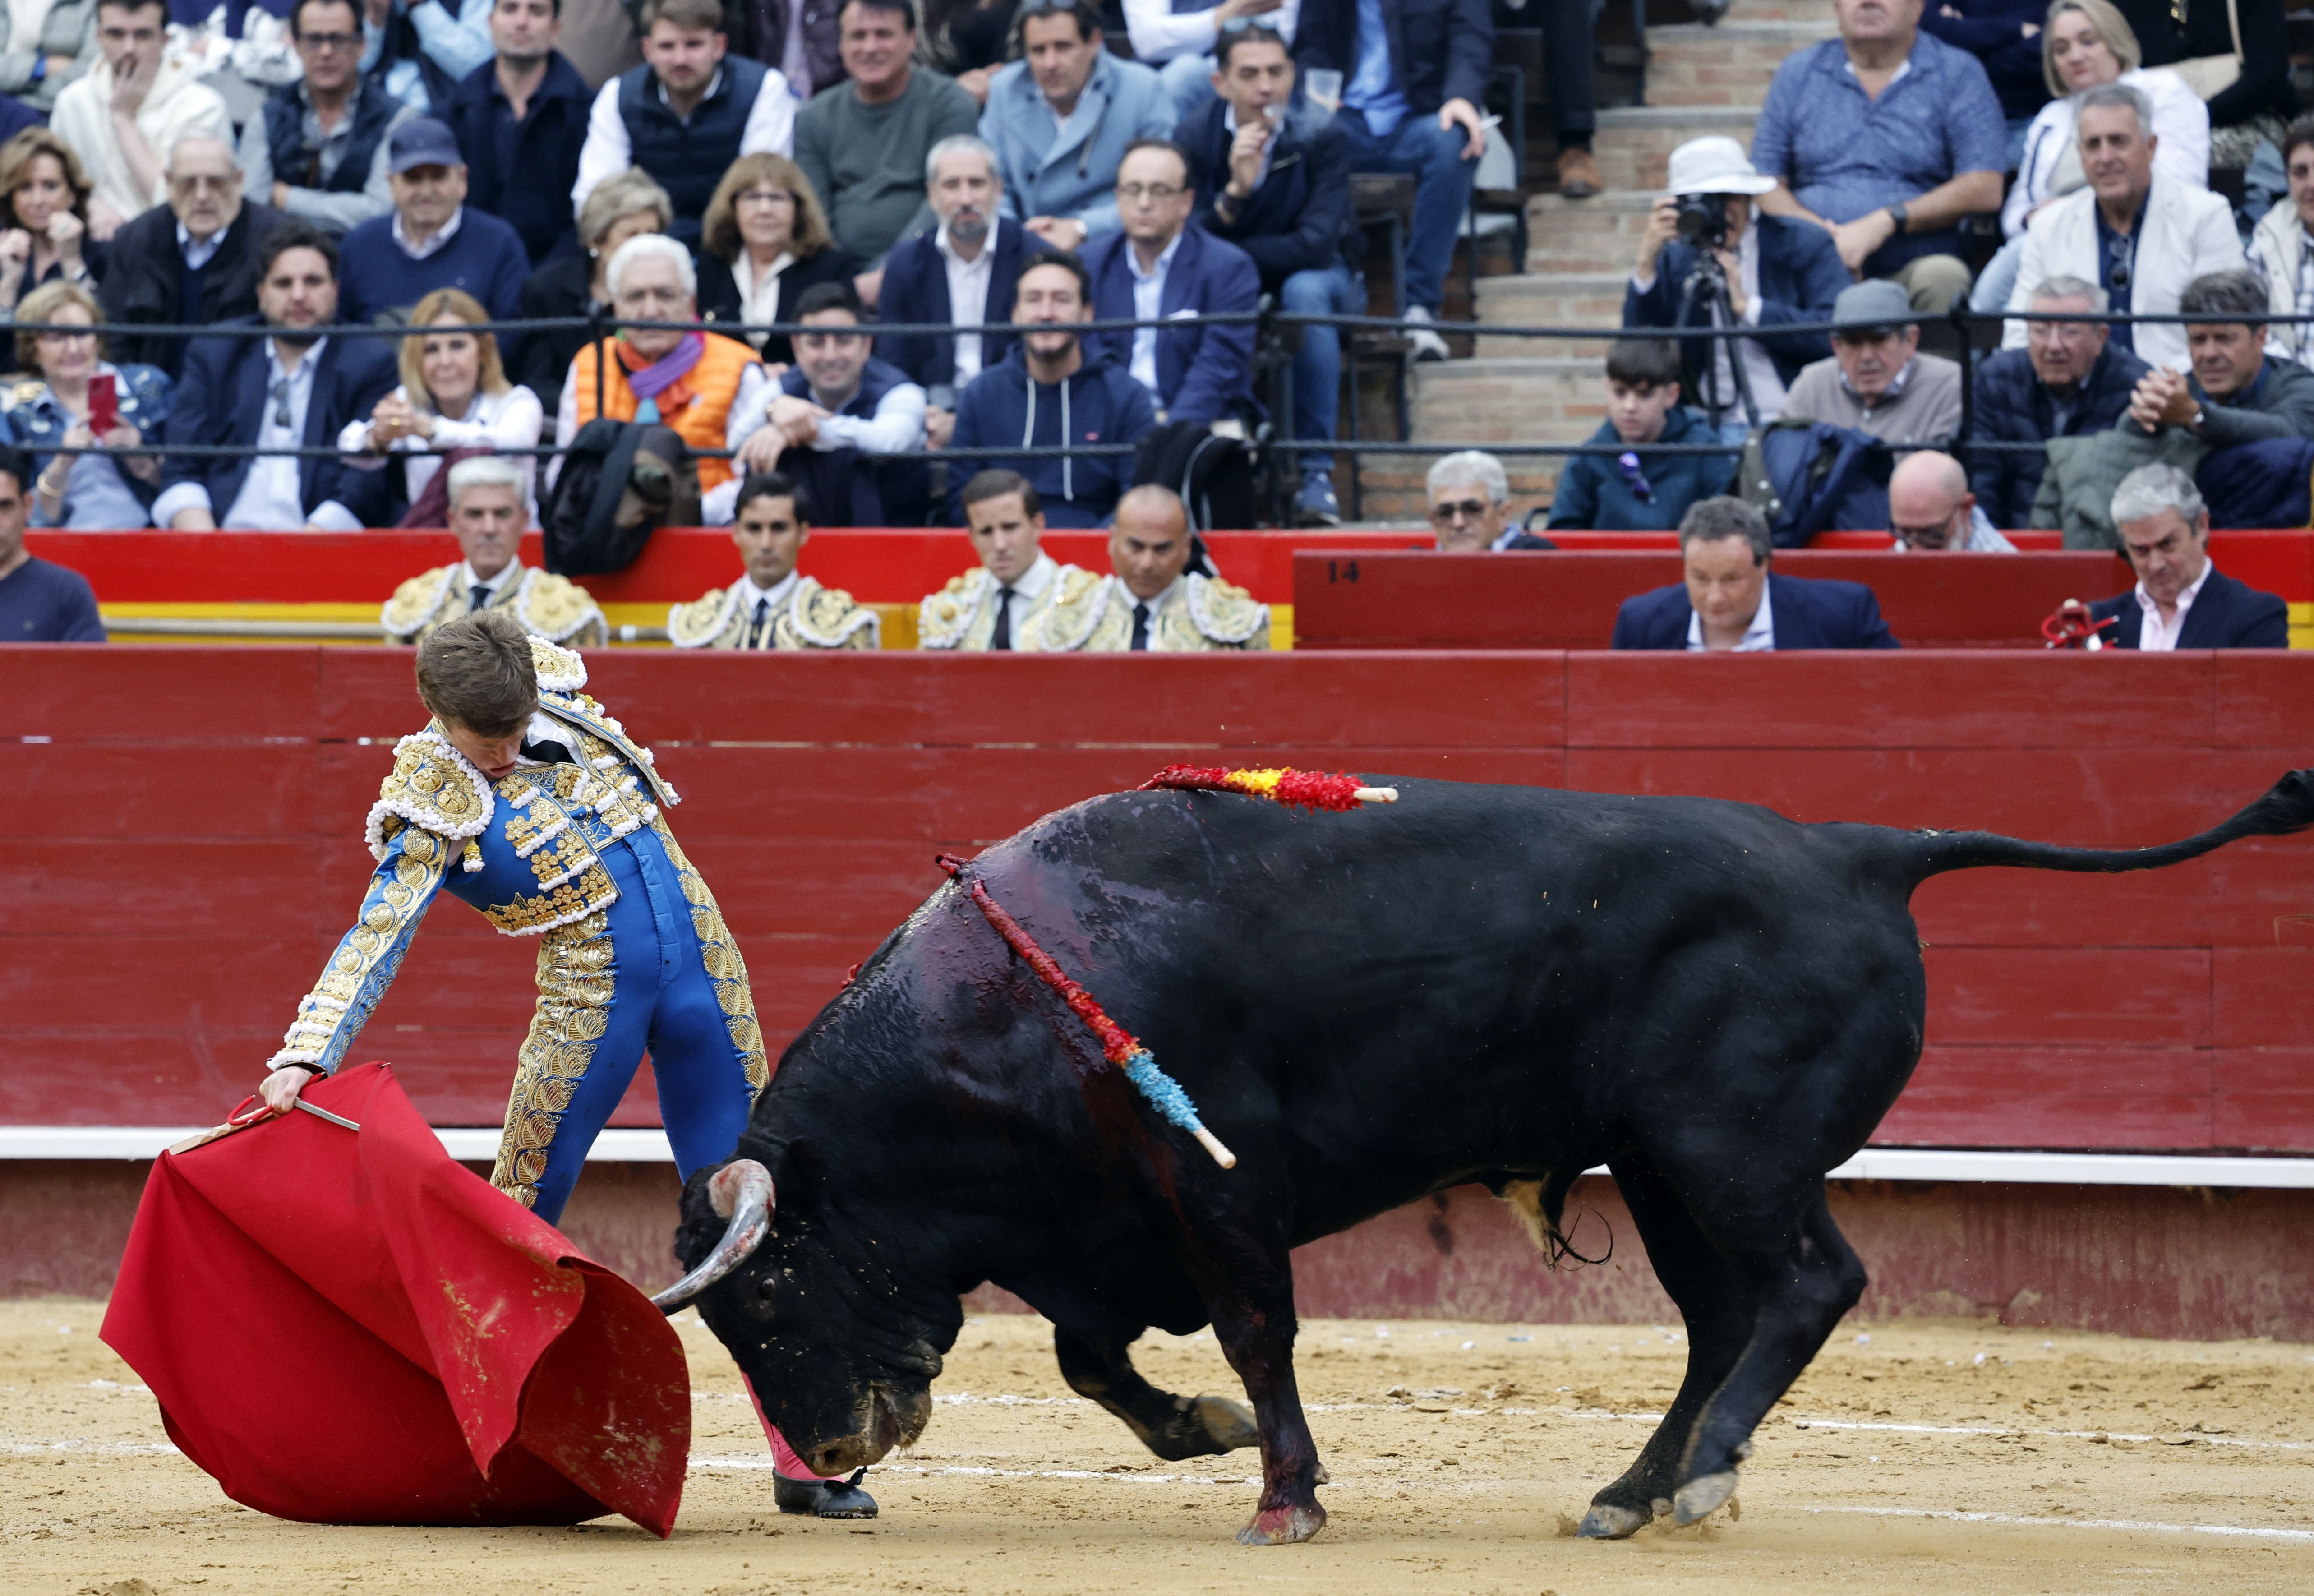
[745, 597, 771, 648]
[1130, 601, 1150, 652]
[991, 585, 1015, 650]
[519, 737, 573, 765]
[468, 583, 489, 612]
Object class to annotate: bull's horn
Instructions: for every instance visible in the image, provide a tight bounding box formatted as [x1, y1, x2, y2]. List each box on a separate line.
[651, 1159, 774, 1314]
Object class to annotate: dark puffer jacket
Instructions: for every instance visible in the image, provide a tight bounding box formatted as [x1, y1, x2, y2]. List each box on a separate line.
[1967, 342, 2149, 531]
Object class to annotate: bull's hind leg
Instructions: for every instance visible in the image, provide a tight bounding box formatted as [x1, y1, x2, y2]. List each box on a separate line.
[1576, 1159, 1756, 1539]
[1671, 1187, 1866, 1524]
[1053, 1325, 1259, 1460]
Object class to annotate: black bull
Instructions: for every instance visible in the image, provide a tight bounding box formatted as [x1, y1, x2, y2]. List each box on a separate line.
[668, 771, 2314, 1545]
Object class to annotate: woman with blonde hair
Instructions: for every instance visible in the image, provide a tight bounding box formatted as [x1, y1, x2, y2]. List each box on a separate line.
[696, 152, 852, 366]
[0, 128, 100, 315]
[1968, 0, 2209, 313]
[340, 288, 545, 525]
[5, 278, 170, 527]
[510, 168, 674, 407]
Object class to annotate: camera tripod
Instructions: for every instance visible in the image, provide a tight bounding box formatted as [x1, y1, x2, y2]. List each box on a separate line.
[1682, 245, 1762, 434]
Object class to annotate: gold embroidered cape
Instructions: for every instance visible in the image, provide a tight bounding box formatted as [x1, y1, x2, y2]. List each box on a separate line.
[380, 563, 609, 647]
[666, 576, 880, 650]
[1016, 570, 1271, 652]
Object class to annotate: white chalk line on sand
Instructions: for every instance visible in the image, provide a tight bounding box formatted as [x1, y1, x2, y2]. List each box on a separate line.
[1802, 1505, 2314, 1544]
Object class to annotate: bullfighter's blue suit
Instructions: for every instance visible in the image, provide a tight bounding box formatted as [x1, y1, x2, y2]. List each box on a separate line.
[268, 636, 767, 1224]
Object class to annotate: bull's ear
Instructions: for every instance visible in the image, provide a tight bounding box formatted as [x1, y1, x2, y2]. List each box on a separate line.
[773, 1137, 825, 1207]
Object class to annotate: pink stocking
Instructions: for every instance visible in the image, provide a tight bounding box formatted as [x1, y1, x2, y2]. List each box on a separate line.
[744, 1375, 844, 1481]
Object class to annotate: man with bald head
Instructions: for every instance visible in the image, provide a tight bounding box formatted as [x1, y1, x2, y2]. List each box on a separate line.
[99, 129, 287, 378]
[1019, 484, 1272, 651]
[1886, 450, 2014, 552]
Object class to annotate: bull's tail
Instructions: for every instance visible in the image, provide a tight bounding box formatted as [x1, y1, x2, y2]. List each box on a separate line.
[1901, 767, 2314, 886]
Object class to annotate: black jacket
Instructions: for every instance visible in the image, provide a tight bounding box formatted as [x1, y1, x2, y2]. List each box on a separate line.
[1292, 0, 1493, 116]
[1612, 572, 1902, 650]
[2088, 567, 2291, 648]
[1967, 342, 2150, 530]
[96, 200, 288, 381]
[1621, 214, 1851, 398]
[447, 51, 594, 267]
[876, 220, 1025, 392]
[696, 245, 855, 367]
[1181, 98, 1358, 290]
[509, 253, 601, 412]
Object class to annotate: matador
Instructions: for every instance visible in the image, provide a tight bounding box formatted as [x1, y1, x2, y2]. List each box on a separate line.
[257, 610, 877, 1518]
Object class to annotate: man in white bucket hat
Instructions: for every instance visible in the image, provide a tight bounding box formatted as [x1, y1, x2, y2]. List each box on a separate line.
[1623, 133, 1851, 433]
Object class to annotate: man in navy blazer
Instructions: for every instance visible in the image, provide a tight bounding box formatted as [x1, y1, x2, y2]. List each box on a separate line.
[1612, 496, 1902, 650]
[2087, 464, 2291, 649]
[1078, 139, 1261, 428]
[877, 135, 1026, 448]
[152, 227, 400, 530]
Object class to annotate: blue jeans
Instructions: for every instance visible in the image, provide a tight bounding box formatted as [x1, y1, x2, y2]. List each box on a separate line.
[1159, 53, 1217, 124]
[1333, 108, 1478, 314]
[1281, 263, 1362, 475]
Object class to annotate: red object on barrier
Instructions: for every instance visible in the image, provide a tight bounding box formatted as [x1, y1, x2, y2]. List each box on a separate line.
[97, 1062, 690, 1535]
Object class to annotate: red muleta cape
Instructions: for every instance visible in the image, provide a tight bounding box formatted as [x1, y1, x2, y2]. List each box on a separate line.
[99, 1062, 689, 1536]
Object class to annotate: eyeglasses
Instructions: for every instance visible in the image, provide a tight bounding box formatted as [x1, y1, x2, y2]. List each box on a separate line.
[1116, 183, 1184, 203]
[2105, 231, 2134, 291]
[1429, 498, 1491, 525]
[270, 378, 292, 429]
[297, 30, 361, 52]
[736, 188, 796, 208]
[1892, 515, 1961, 549]
[170, 173, 235, 194]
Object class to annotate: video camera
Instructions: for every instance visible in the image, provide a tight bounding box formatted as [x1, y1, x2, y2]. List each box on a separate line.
[1675, 191, 1732, 249]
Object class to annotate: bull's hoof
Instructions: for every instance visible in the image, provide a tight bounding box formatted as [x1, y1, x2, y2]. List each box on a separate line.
[1671, 1470, 1738, 1526]
[1236, 1503, 1327, 1545]
[1192, 1394, 1259, 1452]
[1576, 1502, 1651, 1540]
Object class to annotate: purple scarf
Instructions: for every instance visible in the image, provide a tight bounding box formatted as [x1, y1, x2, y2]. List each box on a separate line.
[625, 333, 705, 423]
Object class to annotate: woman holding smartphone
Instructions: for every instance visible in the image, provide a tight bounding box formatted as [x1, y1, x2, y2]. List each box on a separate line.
[6, 278, 169, 528]
[340, 288, 545, 526]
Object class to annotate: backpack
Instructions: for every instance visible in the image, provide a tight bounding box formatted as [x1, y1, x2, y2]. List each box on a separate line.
[542, 419, 701, 576]
[1736, 420, 1894, 548]
[1132, 420, 1258, 532]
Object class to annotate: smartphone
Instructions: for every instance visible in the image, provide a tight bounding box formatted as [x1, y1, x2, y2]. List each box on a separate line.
[88, 372, 117, 436]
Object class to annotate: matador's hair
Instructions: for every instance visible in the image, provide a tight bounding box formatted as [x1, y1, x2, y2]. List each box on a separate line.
[416, 610, 539, 739]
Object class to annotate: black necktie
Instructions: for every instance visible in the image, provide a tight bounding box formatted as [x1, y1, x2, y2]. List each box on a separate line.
[745, 597, 771, 648]
[1130, 601, 1150, 652]
[991, 585, 1015, 650]
[519, 737, 573, 765]
[468, 583, 489, 612]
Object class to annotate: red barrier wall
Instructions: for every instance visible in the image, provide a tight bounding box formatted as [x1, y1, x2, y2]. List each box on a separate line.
[4, 647, 2310, 1152]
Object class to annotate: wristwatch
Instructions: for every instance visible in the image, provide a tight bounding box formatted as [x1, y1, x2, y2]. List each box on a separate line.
[1886, 201, 1908, 235]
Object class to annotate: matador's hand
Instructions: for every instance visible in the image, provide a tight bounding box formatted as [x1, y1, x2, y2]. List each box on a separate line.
[260, 1066, 315, 1116]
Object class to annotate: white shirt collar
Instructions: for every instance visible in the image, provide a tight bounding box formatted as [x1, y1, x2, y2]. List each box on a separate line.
[658, 67, 723, 109]
[741, 568, 801, 612]
[1127, 229, 1185, 286]
[1127, 573, 1183, 615]
[1686, 577, 1775, 651]
[2132, 561, 2215, 650]
[460, 558, 522, 600]
[995, 549, 1057, 600]
[178, 220, 227, 270]
[1841, 356, 1914, 408]
[936, 218, 999, 269]
[392, 206, 464, 260]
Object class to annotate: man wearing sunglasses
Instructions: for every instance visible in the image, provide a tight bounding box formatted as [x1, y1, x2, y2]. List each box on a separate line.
[1425, 449, 1550, 551]
[2004, 83, 2239, 377]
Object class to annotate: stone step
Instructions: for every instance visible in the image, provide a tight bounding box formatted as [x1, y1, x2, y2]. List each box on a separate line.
[1471, 273, 1623, 357]
[1348, 453, 1563, 521]
[1412, 358, 1606, 447]
[1525, 189, 1661, 274]
[1711, 0, 1840, 23]
[1645, 22, 1834, 106]
[1592, 106, 1761, 192]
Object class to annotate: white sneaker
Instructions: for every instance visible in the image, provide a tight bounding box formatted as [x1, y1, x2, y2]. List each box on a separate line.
[1403, 305, 1451, 362]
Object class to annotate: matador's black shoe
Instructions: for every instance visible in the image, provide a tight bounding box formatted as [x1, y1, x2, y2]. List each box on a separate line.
[774, 1468, 878, 1518]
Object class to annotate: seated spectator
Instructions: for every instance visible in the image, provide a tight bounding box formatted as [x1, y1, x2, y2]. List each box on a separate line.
[2252, 113, 2314, 371]
[336, 118, 531, 324]
[1018, 481, 1268, 649]
[980, 0, 1173, 252]
[1969, 273, 2148, 527]
[98, 130, 284, 380]
[728, 0, 843, 102]
[379, 456, 604, 641]
[2088, 461, 2290, 646]
[1183, 18, 1357, 523]
[0, 442, 105, 638]
[510, 166, 668, 408]
[238, 0, 417, 237]
[339, 286, 545, 522]
[556, 232, 770, 501]
[1291, 0, 1490, 360]
[696, 152, 853, 366]
[1971, 0, 2206, 318]
[917, 465, 1083, 647]
[2004, 83, 2240, 373]
[793, 0, 978, 287]
[1886, 448, 2015, 549]
[1625, 136, 1849, 431]
[1750, 0, 2005, 311]
[1080, 138, 1259, 427]
[921, 0, 1019, 106]
[2126, 267, 2314, 445]
[152, 224, 399, 528]
[1127, 0, 1300, 124]
[946, 249, 1157, 526]
[0, 0, 96, 117]
[51, 0, 229, 239]
[167, 0, 303, 130]
[572, 0, 797, 251]
[446, 0, 594, 268]
[1428, 449, 1553, 550]
[1918, 0, 2050, 142]
[1611, 495, 1901, 651]
[666, 468, 881, 647]
[8, 279, 170, 528]
[1546, 337, 1737, 532]
[1782, 279, 1963, 445]
[2111, 0, 2291, 166]
[878, 133, 1023, 447]
[728, 280, 929, 525]
[0, 129, 101, 317]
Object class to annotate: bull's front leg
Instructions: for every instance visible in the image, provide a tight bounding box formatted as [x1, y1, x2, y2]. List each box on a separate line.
[1201, 1268, 1327, 1545]
[1054, 1324, 1260, 1461]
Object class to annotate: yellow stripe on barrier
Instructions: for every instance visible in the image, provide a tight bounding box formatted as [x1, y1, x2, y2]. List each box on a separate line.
[2291, 602, 2312, 651]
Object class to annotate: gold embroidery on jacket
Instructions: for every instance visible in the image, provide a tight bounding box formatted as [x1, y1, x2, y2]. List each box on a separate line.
[492, 908, 616, 1208]
[485, 861, 618, 935]
[654, 820, 769, 1093]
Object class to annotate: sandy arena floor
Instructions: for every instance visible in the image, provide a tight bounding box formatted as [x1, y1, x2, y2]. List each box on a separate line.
[4, 1300, 2312, 1595]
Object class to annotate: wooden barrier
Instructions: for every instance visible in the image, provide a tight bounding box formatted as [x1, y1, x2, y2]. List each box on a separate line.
[5, 646, 2309, 1153]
